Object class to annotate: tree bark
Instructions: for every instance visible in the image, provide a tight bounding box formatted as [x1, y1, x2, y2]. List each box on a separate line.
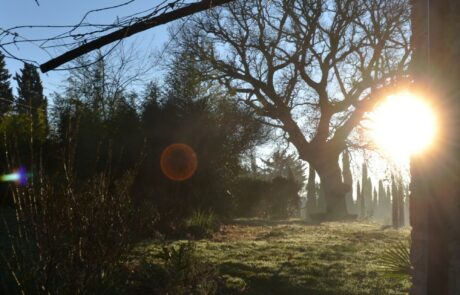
[312, 152, 349, 219]
[410, 0, 460, 294]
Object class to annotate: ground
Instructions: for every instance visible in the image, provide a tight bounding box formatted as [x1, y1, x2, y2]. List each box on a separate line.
[137, 220, 411, 295]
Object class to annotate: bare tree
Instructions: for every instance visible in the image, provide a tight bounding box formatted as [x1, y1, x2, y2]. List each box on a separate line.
[178, 0, 411, 218]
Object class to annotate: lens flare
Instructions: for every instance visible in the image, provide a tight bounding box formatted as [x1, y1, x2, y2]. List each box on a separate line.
[160, 143, 198, 181]
[1, 167, 30, 185]
[368, 91, 437, 159]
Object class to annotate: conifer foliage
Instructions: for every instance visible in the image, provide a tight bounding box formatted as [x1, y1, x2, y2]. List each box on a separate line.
[0, 52, 13, 116]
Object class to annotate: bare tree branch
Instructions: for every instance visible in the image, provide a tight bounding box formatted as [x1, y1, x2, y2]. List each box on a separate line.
[39, 0, 236, 72]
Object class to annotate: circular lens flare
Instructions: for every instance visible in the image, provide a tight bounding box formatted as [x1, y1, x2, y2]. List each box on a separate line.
[160, 143, 198, 181]
[369, 92, 437, 159]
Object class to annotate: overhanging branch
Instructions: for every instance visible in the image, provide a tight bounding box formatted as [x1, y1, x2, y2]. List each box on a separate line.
[40, 0, 235, 73]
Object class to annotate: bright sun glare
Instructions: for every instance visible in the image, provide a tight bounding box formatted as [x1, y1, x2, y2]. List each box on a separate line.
[369, 92, 437, 160]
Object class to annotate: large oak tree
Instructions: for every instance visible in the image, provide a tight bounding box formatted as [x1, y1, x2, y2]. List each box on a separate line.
[179, 0, 411, 218]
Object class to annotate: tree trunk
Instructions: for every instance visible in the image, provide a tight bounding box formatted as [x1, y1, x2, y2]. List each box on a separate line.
[313, 155, 349, 219]
[410, 0, 460, 294]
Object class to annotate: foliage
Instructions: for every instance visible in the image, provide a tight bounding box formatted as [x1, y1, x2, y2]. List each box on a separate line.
[0, 52, 13, 115]
[378, 238, 411, 280]
[266, 176, 301, 219]
[231, 176, 271, 217]
[261, 150, 306, 186]
[0, 170, 141, 294]
[116, 242, 219, 294]
[232, 175, 300, 219]
[185, 209, 220, 239]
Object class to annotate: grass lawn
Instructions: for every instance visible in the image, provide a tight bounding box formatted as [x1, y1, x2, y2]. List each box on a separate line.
[137, 220, 411, 295]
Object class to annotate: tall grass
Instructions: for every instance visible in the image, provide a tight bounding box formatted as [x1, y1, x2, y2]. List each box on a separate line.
[185, 209, 219, 239]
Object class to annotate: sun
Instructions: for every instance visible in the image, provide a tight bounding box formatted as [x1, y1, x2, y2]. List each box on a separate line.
[368, 91, 437, 160]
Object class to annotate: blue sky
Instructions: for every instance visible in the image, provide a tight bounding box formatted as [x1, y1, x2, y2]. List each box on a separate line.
[1, 0, 170, 96]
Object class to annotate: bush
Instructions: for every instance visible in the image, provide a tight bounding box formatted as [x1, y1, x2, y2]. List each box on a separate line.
[185, 209, 219, 239]
[117, 242, 219, 294]
[0, 171, 142, 294]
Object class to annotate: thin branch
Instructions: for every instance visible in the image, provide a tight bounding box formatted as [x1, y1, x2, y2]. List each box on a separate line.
[40, 0, 236, 72]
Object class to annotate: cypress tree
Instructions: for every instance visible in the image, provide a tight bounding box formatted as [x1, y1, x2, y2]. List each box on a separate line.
[373, 187, 378, 215]
[360, 162, 373, 217]
[360, 163, 367, 216]
[377, 180, 386, 219]
[391, 174, 400, 228]
[357, 180, 365, 218]
[341, 150, 354, 212]
[0, 52, 13, 115]
[306, 164, 317, 213]
[398, 178, 405, 227]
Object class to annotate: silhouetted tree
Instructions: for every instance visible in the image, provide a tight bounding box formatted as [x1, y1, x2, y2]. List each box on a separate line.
[181, 0, 410, 218]
[262, 150, 306, 185]
[341, 151, 354, 212]
[306, 165, 317, 214]
[357, 180, 364, 218]
[0, 52, 13, 116]
[15, 63, 47, 116]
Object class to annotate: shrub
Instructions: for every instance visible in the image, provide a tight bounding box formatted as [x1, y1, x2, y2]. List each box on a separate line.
[0, 171, 141, 294]
[378, 238, 411, 280]
[119, 242, 219, 294]
[185, 209, 219, 239]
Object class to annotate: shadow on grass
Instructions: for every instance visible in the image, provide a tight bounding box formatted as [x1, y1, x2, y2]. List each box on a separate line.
[229, 218, 320, 227]
[219, 261, 355, 295]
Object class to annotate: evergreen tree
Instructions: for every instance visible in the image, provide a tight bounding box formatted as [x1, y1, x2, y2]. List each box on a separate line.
[341, 150, 354, 212]
[0, 52, 13, 115]
[15, 63, 47, 115]
[391, 174, 400, 228]
[397, 178, 405, 227]
[373, 187, 378, 212]
[306, 164, 317, 214]
[357, 180, 364, 218]
[262, 150, 306, 186]
[377, 180, 386, 220]
[360, 162, 373, 217]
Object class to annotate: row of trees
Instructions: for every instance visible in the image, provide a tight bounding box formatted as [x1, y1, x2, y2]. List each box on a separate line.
[304, 156, 408, 227]
[0, 48, 268, 232]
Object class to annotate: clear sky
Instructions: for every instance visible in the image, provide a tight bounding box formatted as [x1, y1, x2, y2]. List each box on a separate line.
[0, 0, 171, 96]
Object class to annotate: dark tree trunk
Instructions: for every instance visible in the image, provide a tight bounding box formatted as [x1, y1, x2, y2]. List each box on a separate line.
[313, 154, 349, 219]
[410, 0, 460, 294]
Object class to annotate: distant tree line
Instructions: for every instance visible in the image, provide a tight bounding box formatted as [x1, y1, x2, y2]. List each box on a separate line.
[0, 49, 271, 236]
[304, 154, 409, 227]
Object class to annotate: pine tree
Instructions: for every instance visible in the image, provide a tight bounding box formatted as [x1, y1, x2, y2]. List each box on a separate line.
[15, 63, 48, 141]
[15, 63, 47, 114]
[0, 52, 13, 115]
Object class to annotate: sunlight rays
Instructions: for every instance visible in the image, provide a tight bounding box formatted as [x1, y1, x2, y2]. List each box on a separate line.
[368, 92, 437, 161]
